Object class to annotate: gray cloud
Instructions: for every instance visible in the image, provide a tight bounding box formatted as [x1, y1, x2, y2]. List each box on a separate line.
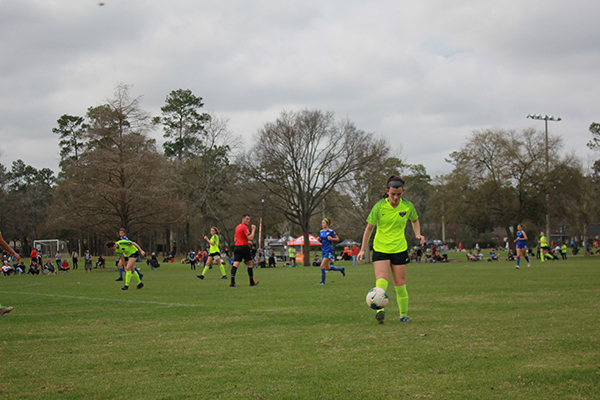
[1, 0, 598, 176]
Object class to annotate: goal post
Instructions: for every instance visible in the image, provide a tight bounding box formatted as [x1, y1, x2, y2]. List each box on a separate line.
[33, 240, 68, 257]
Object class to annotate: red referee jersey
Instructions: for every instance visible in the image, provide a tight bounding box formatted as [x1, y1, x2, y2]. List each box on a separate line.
[235, 223, 250, 246]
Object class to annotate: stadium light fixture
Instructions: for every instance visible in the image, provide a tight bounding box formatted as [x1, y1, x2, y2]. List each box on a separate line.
[526, 113, 562, 243]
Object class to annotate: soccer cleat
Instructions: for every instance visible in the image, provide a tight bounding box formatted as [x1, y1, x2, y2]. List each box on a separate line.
[250, 280, 259, 286]
[221, 275, 228, 280]
[115, 277, 123, 281]
[341, 267, 346, 277]
[137, 282, 144, 289]
[229, 283, 238, 287]
[376, 310, 385, 324]
[121, 286, 129, 290]
[528, 263, 531, 267]
[516, 265, 520, 269]
[317, 282, 325, 285]
[0, 306, 13, 316]
[138, 273, 144, 280]
[399, 316, 409, 323]
[197, 275, 204, 279]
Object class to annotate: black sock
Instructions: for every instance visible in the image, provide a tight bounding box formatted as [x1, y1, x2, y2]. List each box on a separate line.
[248, 267, 254, 282]
[230, 266, 237, 284]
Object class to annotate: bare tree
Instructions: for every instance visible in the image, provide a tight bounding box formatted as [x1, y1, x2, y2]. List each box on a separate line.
[240, 109, 380, 265]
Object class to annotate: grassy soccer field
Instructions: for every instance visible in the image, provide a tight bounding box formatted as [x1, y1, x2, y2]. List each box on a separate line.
[1, 256, 598, 399]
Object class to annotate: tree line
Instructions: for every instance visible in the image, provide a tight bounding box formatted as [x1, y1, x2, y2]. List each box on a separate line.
[2, 83, 599, 261]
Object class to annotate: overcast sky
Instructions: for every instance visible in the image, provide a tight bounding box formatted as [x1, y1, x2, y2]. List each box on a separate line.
[1, 0, 599, 177]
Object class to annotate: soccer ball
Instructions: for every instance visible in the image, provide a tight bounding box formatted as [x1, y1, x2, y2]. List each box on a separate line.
[366, 287, 388, 310]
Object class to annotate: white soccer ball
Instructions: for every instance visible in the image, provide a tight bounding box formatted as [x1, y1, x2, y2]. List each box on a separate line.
[366, 287, 389, 310]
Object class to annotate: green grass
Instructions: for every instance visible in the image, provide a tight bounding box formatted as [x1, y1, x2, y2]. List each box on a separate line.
[1, 256, 599, 399]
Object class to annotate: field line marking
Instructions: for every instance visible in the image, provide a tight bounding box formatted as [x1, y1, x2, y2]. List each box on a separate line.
[0, 290, 200, 307]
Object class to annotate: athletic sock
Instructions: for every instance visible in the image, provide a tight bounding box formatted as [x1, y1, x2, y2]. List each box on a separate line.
[230, 266, 237, 284]
[321, 269, 326, 283]
[119, 268, 124, 278]
[329, 266, 342, 272]
[219, 263, 226, 276]
[248, 267, 254, 282]
[395, 285, 409, 317]
[376, 279, 388, 312]
[125, 270, 132, 286]
[525, 255, 530, 263]
[516, 256, 520, 267]
[201, 265, 210, 276]
[132, 270, 141, 284]
[540, 253, 544, 263]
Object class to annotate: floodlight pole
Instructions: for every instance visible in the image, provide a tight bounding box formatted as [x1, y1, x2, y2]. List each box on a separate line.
[526, 114, 561, 243]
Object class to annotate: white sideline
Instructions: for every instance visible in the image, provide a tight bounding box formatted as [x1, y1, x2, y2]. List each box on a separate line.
[0, 290, 199, 307]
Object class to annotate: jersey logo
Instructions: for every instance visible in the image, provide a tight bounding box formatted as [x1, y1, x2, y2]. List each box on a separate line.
[399, 211, 407, 217]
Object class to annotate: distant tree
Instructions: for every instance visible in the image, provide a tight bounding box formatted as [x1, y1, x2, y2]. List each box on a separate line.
[52, 114, 88, 166]
[1, 160, 54, 253]
[48, 83, 178, 241]
[153, 89, 211, 161]
[586, 122, 600, 151]
[240, 109, 381, 266]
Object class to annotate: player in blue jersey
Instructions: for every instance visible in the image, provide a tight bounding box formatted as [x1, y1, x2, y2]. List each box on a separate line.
[514, 224, 531, 269]
[316, 218, 345, 285]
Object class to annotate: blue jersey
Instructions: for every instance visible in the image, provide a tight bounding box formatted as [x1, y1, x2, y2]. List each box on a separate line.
[320, 229, 337, 259]
[516, 230, 527, 249]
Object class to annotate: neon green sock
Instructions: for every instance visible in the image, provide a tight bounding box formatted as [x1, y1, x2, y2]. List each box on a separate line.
[218, 263, 226, 276]
[376, 278, 388, 312]
[132, 270, 141, 284]
[125, 270, 132, 286]
[395, 285, 409, 317]
[201, 265, 210, 276]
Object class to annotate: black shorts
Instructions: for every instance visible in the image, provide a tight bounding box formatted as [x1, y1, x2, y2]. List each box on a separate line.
[372, 250, 410, 265]
[208, 252, 220, 259]
[123, 251, 140, 262]
[233, 246, 252, 263]
[540, 246, 549, 251]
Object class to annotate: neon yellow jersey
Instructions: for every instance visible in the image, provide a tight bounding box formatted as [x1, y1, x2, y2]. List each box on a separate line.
[209, 234, 220, 254]
[289, 247, 296, 257]
[367, 197, 418, 253]
[114, 239, 138, 257]
[540, 236, 547, 246]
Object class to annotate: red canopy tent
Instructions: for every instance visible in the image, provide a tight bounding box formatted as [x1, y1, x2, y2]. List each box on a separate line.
[286, 234, 321, 246]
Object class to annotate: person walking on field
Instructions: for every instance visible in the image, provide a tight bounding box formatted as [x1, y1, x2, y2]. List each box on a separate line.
[0, 230, 20, 316]
[514, 224, 531, 269]
[230, 214, 258, 287]
[106, 238, 146, 291]
[539, 232, 551, 262]
[197, 227, 227, 280]
[316, 218, 345, 285]
[358, 176, 425, 325]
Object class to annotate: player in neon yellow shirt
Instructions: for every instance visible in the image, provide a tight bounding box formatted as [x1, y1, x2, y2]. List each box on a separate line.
[197, 227, 227, 280]
[539, 232, 550, 262]
[358, 176, 425, 324]
[106, 238, 145, 290]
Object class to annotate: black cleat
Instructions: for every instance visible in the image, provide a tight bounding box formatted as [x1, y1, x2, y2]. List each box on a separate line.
[230, 283, 238, 287]
[197, 275, 204, 279]
[115, 277, 123, 281]
[121, 286, 129, 290]
[138, 273, 144, 280]
[250, 280, 259, 286]
[137, 282, 144, 289]
[376, 310, 385, 324]
[221, 275, 228, 280]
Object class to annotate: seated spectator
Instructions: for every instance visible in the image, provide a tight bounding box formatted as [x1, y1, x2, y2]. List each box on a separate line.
[466, 252, 478, 261]
[28, 262, 40, 275]
[96, 255, 105, 269]
[488, 250, 499, 262]
[60, 260, 70, 274]
[312, 255, 321, 267]
[14, 261, 25, 275]
[506, 249, 515, 261]
[42, 261, 56, 274]
[2, 261, 14, 275]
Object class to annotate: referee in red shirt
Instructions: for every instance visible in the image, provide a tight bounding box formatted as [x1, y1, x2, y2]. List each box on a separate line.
[230, 214, 258, 287]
